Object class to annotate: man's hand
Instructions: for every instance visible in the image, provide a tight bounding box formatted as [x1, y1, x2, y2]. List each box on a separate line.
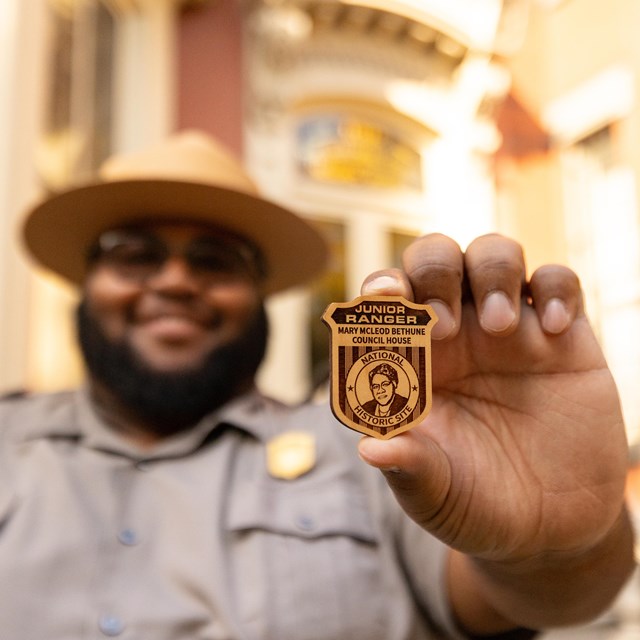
[358, 233, 634, 632]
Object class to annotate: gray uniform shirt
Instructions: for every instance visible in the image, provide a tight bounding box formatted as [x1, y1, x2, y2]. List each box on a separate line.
[0, 388, 463, 640]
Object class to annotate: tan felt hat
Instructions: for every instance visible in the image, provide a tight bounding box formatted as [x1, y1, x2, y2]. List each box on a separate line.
[22, 130, 328, 294]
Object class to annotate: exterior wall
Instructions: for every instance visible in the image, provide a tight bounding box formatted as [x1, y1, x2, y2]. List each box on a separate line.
[510, 1, 632, 109]
[0, 0, 49, 393]
[495, 153, 566, 270]
[501, 1, 640, 443]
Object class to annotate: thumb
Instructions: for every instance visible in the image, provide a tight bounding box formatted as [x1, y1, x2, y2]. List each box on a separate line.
[358, 431, 452, 530]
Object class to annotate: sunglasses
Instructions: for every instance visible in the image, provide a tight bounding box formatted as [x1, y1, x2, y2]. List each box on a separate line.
[87, 227, 266, 283]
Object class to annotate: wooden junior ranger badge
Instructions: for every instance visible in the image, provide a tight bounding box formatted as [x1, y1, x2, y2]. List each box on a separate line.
[322, 296, 438, 440]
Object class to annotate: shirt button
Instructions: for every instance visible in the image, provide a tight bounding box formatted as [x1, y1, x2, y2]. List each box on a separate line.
[118, 528, 139, 546]
[296, 515, 315, 532]
[98, 614, 125, 636]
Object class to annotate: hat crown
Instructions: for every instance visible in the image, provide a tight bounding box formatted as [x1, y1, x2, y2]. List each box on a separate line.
[23, 129, 328, 293]
[99, 130, 260, 196]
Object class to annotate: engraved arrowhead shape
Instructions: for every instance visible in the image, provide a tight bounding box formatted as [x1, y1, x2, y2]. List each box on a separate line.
[322, 295, 438, 439]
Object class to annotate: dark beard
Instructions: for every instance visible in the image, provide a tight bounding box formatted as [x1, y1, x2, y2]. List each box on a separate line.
[76, 300, 268, 436]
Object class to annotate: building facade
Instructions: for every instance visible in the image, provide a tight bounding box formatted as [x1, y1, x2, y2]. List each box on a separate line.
[2, 0, 640, 449]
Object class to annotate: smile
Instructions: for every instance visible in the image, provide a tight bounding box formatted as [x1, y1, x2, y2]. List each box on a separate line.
[141, 315, 208, 342]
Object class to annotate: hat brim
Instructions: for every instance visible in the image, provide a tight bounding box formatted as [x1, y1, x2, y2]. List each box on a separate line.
[22, 179, 328, 295]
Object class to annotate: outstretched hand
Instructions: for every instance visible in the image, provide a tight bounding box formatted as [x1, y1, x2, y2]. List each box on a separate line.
[358, 233, 629, 567]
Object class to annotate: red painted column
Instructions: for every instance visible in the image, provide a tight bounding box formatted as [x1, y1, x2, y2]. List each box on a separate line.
[177, 1, 244, 156]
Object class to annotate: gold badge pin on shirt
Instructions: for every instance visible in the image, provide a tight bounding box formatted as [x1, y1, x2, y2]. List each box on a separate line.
[322, 295, 438, 440]
[266, 431, 316, 480]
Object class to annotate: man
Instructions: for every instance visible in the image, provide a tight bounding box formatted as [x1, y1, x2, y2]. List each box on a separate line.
[0, 130, 634, 639]
[362, 363, 408, 417]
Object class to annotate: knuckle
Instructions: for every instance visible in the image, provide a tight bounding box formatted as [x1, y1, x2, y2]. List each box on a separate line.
[531, 264, 581, 290]
[407, 262, 463, 289]
[466, 257, 524, 284]
[403, 234, 462, 267]
[465, 237, 524, 274]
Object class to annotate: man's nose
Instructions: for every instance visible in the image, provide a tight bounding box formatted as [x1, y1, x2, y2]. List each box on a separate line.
[146, 255, 200, 294]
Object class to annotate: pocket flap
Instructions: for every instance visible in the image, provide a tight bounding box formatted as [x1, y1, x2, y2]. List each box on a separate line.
[227, 480, 378, 544]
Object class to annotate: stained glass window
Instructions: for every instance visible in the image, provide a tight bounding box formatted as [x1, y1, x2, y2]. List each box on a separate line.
[297, 114, 423, 191]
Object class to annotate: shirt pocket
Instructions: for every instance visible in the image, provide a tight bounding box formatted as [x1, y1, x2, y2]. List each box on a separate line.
[226, 477, 387, 640]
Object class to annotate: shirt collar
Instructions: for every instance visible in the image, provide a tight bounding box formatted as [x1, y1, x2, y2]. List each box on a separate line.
[20, 385, 279, 461]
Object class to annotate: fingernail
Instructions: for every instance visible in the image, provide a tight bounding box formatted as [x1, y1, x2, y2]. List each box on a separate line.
[361, 275, 401, 295]
[427, 299, 456, 340]
[380, 466, 402, 475]
[480, 291, 516, 333]
[542, 298, 570, 334]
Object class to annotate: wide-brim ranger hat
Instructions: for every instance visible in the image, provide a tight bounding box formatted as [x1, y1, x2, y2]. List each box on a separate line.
[22, 130, 328, 295]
